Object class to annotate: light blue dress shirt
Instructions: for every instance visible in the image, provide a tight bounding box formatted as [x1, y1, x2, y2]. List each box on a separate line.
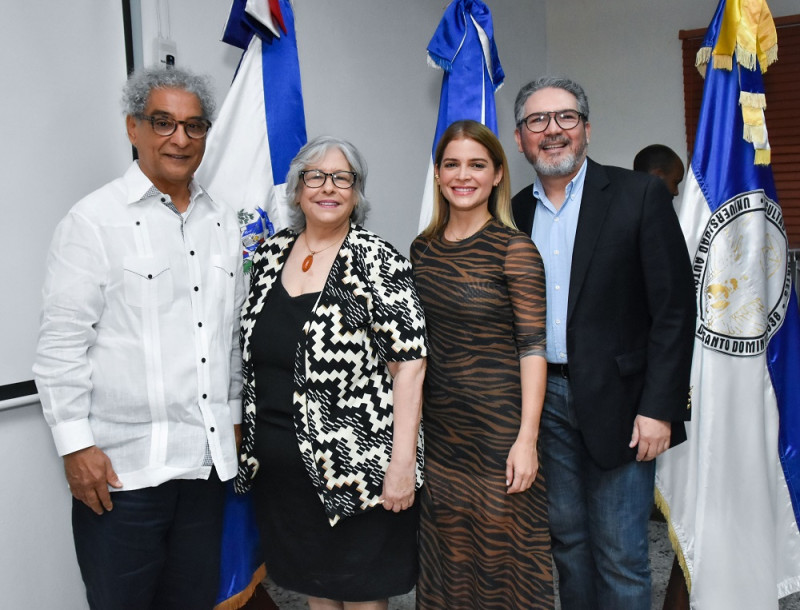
[530, 159, 588, 364]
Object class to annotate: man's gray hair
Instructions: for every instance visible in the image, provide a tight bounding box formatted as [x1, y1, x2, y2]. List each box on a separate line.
[121, 67, 217, 120]
[285, 136, 371, 232]
[514, 76, 590, 125]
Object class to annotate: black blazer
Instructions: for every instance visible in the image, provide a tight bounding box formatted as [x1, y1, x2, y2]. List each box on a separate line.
[512, 159, 696, 469]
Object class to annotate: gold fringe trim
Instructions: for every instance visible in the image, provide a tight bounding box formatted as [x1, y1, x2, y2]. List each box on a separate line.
[654, 487, 692, 593]
[755, 148, 771, 165]
[696, 62, 708, 79]
[739, 91, 766, 109]
[764, 43, 778, 68]
[743, 123, 767, 143]
[695, 46, 711, 78]
[695, 46, 712, 67]
[735, 44, 758, 71]
[712, 53, 733, 71]
[213, 563, 268, 610]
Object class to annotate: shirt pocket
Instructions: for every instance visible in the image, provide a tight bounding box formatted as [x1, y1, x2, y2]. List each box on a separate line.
[209, 254, 238, 304]
[123, 255, 173, 308]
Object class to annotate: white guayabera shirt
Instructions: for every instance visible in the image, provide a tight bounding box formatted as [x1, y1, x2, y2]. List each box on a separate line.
[34, 162, 245, 490]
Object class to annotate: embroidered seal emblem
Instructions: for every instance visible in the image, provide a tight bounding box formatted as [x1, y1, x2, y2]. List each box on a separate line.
[692, 189, 791, 356]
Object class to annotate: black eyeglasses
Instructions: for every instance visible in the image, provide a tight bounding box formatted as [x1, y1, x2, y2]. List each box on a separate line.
[299, 170, 357, 189]
[135, 114, 212, 139]
[519, 109, 586, 133]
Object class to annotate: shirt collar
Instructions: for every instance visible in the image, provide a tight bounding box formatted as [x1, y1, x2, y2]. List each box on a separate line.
[532, 157, 589, 210]
[124, 161, 206, 207]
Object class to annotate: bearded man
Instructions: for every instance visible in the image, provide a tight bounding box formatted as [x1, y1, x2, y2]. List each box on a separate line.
[511, 76, 695, 610]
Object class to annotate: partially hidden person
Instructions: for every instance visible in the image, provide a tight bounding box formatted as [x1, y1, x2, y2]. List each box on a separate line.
[633, 143, 685, 199]
[634, 142, 691, 610]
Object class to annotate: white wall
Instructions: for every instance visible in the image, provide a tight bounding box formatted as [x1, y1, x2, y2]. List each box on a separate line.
[0, 2, 130, 388]
[0, 2, 129, 607]
[0, 405, 86, 608]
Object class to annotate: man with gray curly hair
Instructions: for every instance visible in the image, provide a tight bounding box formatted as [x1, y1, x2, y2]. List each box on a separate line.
[34, 66, 244, 609]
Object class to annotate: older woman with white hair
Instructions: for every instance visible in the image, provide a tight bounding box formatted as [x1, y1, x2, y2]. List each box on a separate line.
[234, 136, 428, 610]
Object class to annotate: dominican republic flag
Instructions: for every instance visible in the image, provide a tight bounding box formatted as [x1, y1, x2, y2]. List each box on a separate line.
[197, 0, 307, 274]
[199, 2, 307, 608]
[654, 1, 800, 607]
[417, 0, 504, 232]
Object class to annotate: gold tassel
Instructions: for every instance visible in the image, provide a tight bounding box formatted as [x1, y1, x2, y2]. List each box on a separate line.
[741, 105, 764, 127]
[695, 46, 711, 77]
[757, 0, 779, 72]
[739, 91, 766, 109]
[735, 44, 758, 71]
[695, 46, 712, 66]
[754, 148, 771, 165]
[764, 43, 778, 68]
[743, 123, 767, 144]
[712, 54, 733, 71]
[213, 564, 268, 610]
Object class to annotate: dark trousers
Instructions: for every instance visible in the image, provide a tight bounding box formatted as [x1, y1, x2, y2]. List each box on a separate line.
[72, 471, 225, 610]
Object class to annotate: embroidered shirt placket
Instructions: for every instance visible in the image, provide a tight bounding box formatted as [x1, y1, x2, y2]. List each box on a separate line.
[135, 191, 171, 466]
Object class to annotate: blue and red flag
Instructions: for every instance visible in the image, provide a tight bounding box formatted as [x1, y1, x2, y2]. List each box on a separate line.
[198, 0, 307, 274]
[197, 1, 307, 608]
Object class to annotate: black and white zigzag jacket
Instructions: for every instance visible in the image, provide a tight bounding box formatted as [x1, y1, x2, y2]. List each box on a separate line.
[234, 224, 428, 525]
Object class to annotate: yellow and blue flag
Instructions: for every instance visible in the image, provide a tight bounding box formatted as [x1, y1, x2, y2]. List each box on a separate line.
[655, 1, 800, 607]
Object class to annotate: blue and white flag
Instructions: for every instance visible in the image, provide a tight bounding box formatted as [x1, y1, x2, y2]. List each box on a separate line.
[198, 2, 307, 608]
[655, 1, 800, 607]
[418, 0, 504, 232]
[198, 0, 307, 274]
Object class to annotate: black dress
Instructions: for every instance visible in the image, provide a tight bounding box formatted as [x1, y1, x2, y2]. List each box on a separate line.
[250, 278, 419, 601]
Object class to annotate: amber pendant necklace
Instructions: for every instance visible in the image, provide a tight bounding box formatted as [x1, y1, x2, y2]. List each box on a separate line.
[301, 231, 345, 273]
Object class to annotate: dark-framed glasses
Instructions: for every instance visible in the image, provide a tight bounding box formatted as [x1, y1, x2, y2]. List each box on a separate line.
[520, 109, 586, 133]
[135, 114, 212, 139]
[300, 169, 357, 189]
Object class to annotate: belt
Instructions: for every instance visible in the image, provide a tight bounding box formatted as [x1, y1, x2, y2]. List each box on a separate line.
[546, 362, 570, 379]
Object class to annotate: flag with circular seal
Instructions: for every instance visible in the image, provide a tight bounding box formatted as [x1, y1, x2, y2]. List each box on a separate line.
[655, 1, 800, 607]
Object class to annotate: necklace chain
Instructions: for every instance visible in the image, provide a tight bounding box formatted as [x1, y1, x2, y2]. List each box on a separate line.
[301, 231, 346, 273]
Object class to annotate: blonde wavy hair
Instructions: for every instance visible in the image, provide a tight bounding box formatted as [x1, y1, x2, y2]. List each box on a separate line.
[420, 120, 515, 240]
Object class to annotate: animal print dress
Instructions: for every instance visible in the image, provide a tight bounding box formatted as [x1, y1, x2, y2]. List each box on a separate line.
[410, 219, 554, 608]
